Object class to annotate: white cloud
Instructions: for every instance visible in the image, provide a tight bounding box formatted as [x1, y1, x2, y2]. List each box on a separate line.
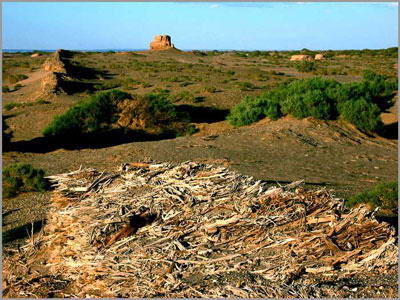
[388, 2, 398, 7]
[210, 4, 220, 9]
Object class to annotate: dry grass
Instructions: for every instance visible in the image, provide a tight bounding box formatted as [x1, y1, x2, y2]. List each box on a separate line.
[3, 161, 397, 298]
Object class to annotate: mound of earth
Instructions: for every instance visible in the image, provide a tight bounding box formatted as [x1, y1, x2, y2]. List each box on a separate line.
[115, 96, 192, 136]
[3, 162, 397, 298]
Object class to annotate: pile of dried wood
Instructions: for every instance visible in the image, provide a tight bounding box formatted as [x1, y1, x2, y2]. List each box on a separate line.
[3, 161, 397, 298]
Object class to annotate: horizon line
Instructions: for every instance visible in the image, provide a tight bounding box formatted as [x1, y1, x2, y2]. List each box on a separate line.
[3, 46, 398, 52]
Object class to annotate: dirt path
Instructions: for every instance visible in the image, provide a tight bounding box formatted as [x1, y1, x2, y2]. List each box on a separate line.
[18, 69, 51, 85]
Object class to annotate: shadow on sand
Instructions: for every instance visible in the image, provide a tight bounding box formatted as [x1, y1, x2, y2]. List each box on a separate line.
[378, 122, 398, 140]
[176, 105, 229, 123]
[3, 220, 45, 244]
[7, 129, 178, 154]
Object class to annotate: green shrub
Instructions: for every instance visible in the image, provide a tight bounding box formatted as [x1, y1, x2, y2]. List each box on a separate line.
[3, 163, 48, 198]
[345, 181, 398, 216]
[338, 98, 382, 131]
[179, 82, 192, 87]
[141, 92, 194, 135]
[293, 61, 316, 73]
[4, 102, 22, 111]
[204, 86, 217, 93]
[4, 100, 50, 111]
[145, 93, 178, 119]
[8, 74, 28, 84]
[163, 76, 181, 83]
[233, 51, 248, 58]
[176, 124, 198, 136]
[170, 91, 194, 102]
[279, 77, 340, 120]
[237, 82, 256, 91]
[192, 50, 207, 56]
[14, 84, 23, 91]
[43, 90, 196, 139]
[141, 82, 153, 88]
[359, 70, 398, 110]
[36, 99, 51, 105]
[151, 88, 170, 95]
[2, 86, 10, 93]
[227, 91, 283, 127]
[227, 72, 396, 131]
[227, 96, 265, 127]
[43, 89, 129, 137]
[93, 79, 123, 91]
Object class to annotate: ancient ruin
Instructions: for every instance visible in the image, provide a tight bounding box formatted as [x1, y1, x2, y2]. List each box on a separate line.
[149, 35, 175, 50]
[290, 54, 314, 61]
[42, 49, 68, 73]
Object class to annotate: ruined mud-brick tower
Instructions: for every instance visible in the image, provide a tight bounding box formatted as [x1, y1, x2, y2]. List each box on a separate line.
[149, 35, 175, 50]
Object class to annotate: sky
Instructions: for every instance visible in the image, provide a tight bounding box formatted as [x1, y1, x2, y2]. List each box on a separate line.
[2, 2, 398, 50]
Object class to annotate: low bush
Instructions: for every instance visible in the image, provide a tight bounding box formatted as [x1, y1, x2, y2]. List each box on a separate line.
[345, 181, 398, 216]
[338, 98, 382, 132]
[270, 70, 285, 76]
[145, 93, 179, 119]
[4, 102, 24, 111]
[8, 74, 28, 84]
[204, 86, 217, 93]
[237, 82, 257, 91]
[227, 91, 283, 127]
[2, 85, 10, 93]
[170, 91, 195, 102]
[43, 89, 129, 137]
[93, 79, 123, 91]
[293, 61, 316, 73]
[13, 84, 23, 91]
[4, 100, 50, 111]
[279, 77, 340, 120]
[233, 51, 248, 58]
[192, 50, 207, 56]
[151, 88, 170, 95]
[227, 72, 396, 132]
[141, 82, 153, 88]
[3, 163, 49, 198]
[36, 99, 51, 105]
[136, 92, 196, 136]
[179, 82, 192, 87]
[43, 89, 196, 139]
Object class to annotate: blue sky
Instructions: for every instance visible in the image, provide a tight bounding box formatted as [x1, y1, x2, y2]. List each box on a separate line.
[2, 2, 398, 50]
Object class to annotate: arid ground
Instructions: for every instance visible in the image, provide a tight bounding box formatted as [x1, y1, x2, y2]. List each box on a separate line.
[2, 49, 398, 297]
[3, 49, 398, 242]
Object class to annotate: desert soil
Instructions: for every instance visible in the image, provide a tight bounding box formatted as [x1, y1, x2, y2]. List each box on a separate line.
[2, 50, 397, 252]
